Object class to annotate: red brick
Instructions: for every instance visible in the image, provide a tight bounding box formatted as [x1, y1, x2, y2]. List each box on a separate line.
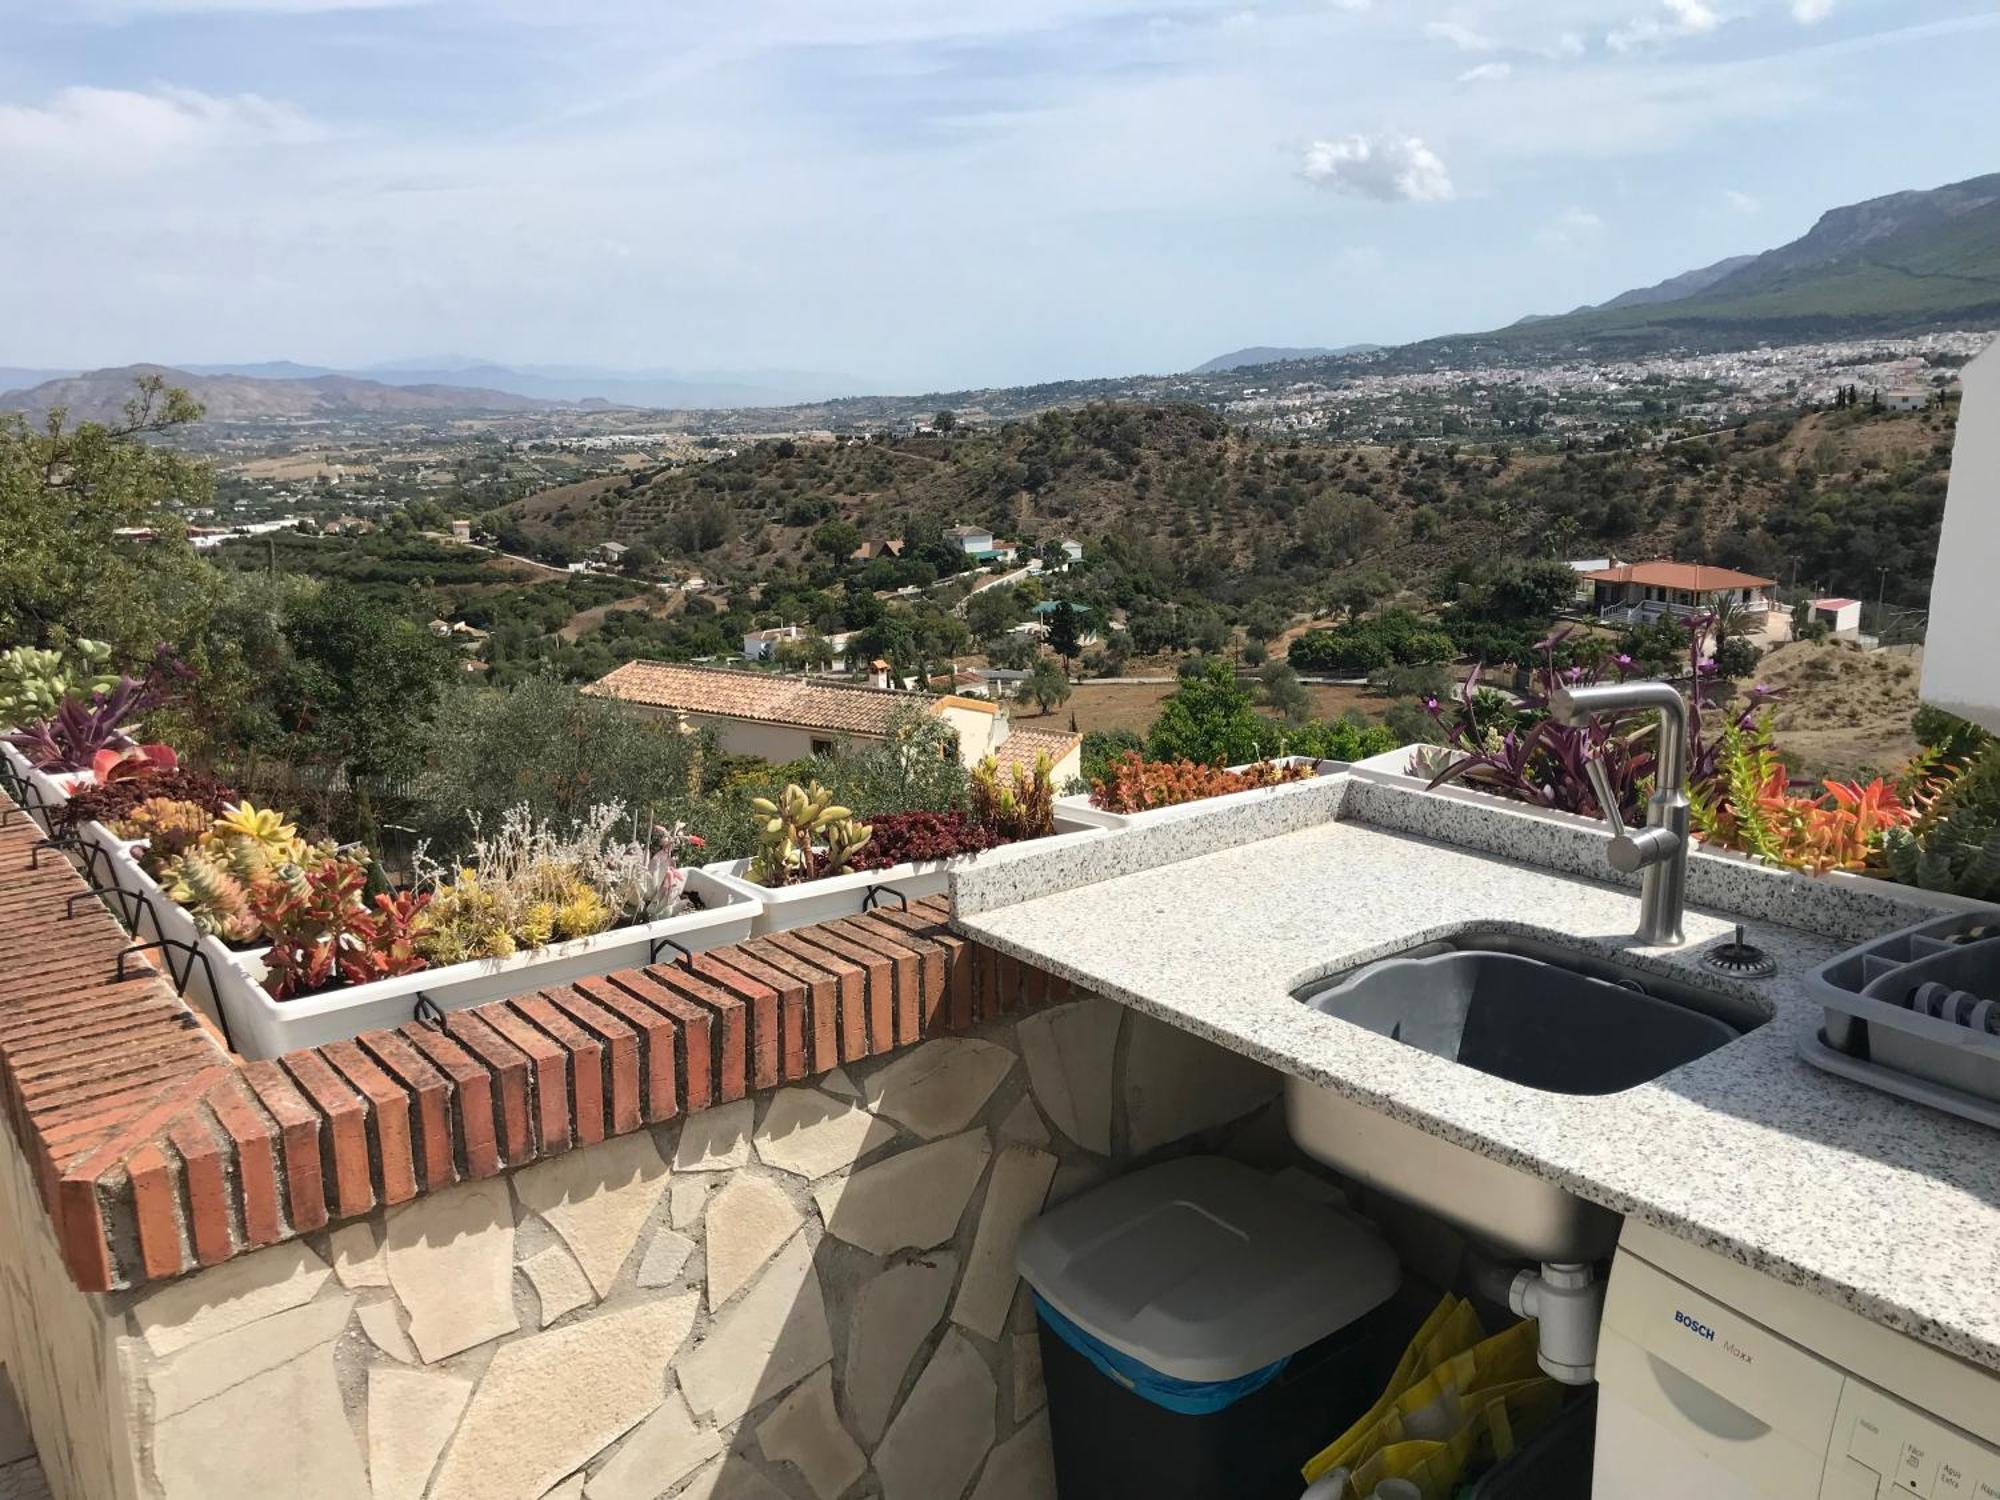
[643, 965, 748, 1104]
[570, 976, 676, 1125]
[356, 1030, 457, 1193]
[763, 933, 867, 1064]
[872, 908, 968, 1037]
[441, 1012, 536, 1165]
[836, 917, 930, 1046]
[787, 926, 894, 1055]
[602, 971, 711, 1114]
[205, 1075, 284, 1248]
[475, 1001, 573, 1156]
[689, 952, 785, 1090]
[397, 1023, 501, 1180]
[168, 1111, 234, 1267]
[280, 1051, 375, 1219]
[542, 986, 643, 1137]
[127, 1143, 185, 1281]
[511, 994, 607, 1146]
[742, 939, 842, 1074]
[322, 1040, 419, 1206]
[241, 1060, 328, 1232]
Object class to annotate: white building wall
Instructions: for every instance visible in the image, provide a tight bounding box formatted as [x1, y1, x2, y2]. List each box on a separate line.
[1922, 344, 1999, 732]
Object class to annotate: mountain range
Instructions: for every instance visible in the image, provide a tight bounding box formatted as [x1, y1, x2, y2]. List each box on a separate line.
[6, 172, 1996, 428]
[1191, 344, 1382, 373]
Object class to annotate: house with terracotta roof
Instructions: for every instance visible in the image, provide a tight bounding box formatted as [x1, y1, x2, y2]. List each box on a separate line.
[1581, 559, 1777, 624]
[585, 660, 1081, 780]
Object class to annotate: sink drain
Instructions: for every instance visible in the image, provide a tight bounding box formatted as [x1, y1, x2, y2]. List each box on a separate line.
[1702, 926, 1777, 979]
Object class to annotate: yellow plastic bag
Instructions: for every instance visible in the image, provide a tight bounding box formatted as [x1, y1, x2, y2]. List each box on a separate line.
[1301, 1296, 1484, 1483]
[1339, 1379, 1567, 1500]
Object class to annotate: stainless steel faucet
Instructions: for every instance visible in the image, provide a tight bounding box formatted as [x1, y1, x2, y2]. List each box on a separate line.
[1548, 680, 1690, 946]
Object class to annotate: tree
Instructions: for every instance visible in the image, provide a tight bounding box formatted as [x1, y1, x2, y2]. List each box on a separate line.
[1019, 657, 1072, 716]
[1331, 569, 1396, 622]
[274, 583, 456, 791]
[963, 586, 1022, 644]
[933, 410, 957, 433]
[1299, 493, 1387, 566]
[1047, 601, 1083, 664]
[812, 518, 862, 562]
[1257, 659, 1311, 723]
[1147, 657, 1263, 766]
[0, 374, 214, 654]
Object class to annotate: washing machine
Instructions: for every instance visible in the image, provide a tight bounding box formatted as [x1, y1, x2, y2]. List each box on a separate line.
[1593, 1221, 2000, 1499]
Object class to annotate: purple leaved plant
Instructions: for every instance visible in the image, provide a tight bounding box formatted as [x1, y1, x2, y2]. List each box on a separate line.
[5, 649, 186, 773]
[1423, 616, 1774, 823]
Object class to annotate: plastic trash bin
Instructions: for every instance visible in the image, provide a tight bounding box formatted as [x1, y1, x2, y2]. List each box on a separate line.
[1017, 1155, 1415, 1500]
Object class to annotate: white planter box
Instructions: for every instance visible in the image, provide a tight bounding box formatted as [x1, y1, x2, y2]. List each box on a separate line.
[81, 832, 762, 1059]
[702, 814, 1106, 935]
[1057, 758, 1347, 831]
[1, 741, 87, 833]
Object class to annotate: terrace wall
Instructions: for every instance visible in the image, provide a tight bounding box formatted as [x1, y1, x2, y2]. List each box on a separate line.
[0, 796, 1285, 1499]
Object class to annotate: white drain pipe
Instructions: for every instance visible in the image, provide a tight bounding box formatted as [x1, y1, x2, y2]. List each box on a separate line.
[1509, 1261, 1604, 1384]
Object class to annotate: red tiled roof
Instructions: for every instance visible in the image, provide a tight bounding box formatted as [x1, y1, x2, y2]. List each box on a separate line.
[585, 661, 935, 737]
[1582, 560, 1776, 591]
[993, 725, 1081, 776]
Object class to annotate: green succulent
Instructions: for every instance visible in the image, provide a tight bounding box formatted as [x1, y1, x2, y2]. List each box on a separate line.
[746, 781, 872, 887]
[1881, 744, 2000, 900]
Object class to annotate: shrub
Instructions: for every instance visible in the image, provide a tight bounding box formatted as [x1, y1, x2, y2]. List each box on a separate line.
[849, 811, 1003, 869]
[1080, 729, 1144, 787]
[1147, 658, 1265, 766]
[970, 754, 1056, 841]
[1288, 611, 1452, 675]
[1089, 752, 1314, 814]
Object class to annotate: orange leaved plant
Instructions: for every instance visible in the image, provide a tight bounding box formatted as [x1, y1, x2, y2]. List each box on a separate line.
[1088, 752, 1314, 814]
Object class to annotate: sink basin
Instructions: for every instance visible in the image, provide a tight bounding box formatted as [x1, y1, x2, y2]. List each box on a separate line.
[1284, 931, 1763, 1262]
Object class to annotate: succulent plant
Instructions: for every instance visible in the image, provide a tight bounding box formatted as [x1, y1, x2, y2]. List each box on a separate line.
[0, 640, 116, 727]
[746, 782, 872, 887]
[162, 845, 261, 944]
[250, 856, 430, 999]
[204, 800, 308, 882]
[114, 797, 213, 864]
[1881, 744, 2000, 899]
[971, 753, 1057, 841]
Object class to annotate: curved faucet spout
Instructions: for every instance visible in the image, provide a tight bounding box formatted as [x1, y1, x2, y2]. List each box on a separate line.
[1547, 680, 1691, 946]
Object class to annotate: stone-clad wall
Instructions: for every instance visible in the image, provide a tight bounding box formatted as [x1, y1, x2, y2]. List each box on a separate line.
[19, 996, 1281, 1500]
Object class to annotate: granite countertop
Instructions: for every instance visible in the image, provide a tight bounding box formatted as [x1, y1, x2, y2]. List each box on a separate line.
[952, 779, 2000, 1375]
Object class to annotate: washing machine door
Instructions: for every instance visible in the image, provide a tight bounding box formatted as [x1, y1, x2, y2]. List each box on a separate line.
[1592, 1251, 1848, 1499]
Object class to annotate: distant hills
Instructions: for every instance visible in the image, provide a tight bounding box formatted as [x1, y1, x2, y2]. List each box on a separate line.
[0, 364, 564, 424]
[1472, 172, 2000, 357]
[1192, 344, 1381, 374]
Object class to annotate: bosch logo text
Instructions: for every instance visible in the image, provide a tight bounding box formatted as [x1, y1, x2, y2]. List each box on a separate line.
[1674, 1311, 1717, 1342]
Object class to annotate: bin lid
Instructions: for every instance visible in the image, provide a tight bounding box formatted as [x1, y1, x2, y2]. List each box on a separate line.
[1016, 1155, 1400, 1384]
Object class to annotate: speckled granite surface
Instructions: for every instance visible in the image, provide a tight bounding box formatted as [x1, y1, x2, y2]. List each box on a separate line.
[954, 789, 2000, 1374]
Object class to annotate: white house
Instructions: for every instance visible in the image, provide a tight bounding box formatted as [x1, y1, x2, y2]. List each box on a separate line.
[1808, 598, 1863, 637]
[944, 525, 994, 555]
[1922, 340, 1999, 731]
[742, 625, 809, 662]
[1881, 388, 1931, 412]
[449, 520, 473, 543]
[1582, 560, 1777, 623]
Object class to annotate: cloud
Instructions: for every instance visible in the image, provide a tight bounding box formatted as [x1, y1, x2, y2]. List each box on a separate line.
[1607, 0, 1722, 51]
[1424, 20, 1498, 52]
[1301, 133, 1454, 202]
[1325, 0, 1372, 10]
[1549, 31, 1587, 57]
[1458, 61, 1513, 83]
[1537, 206, 1606, 251]
[77, 0, 417, 13]
[1724, 188, 1760, 212]
[0, 85, 321, 173]
[1791, 0, 1833, 21]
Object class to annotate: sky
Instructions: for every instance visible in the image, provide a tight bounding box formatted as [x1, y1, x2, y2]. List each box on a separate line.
[0, 0, 1995, 393]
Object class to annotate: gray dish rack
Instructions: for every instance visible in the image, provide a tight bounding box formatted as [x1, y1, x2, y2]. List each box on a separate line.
[1800, 911, 2000, 1128]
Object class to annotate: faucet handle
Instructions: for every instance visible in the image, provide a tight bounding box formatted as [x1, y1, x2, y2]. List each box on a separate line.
[1582, 756, 1680, 874]
[1583, 759, 1626, 837]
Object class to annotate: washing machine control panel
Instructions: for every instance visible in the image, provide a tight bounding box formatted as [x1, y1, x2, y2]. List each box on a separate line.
[1828, 1379, 2000, 1500]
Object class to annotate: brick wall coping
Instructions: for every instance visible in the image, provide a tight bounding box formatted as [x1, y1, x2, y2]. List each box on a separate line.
[0, 793, 1064, 1293]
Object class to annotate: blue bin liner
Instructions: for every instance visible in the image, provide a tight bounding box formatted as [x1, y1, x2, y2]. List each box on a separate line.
[1034, 1294, 1291, 1415]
